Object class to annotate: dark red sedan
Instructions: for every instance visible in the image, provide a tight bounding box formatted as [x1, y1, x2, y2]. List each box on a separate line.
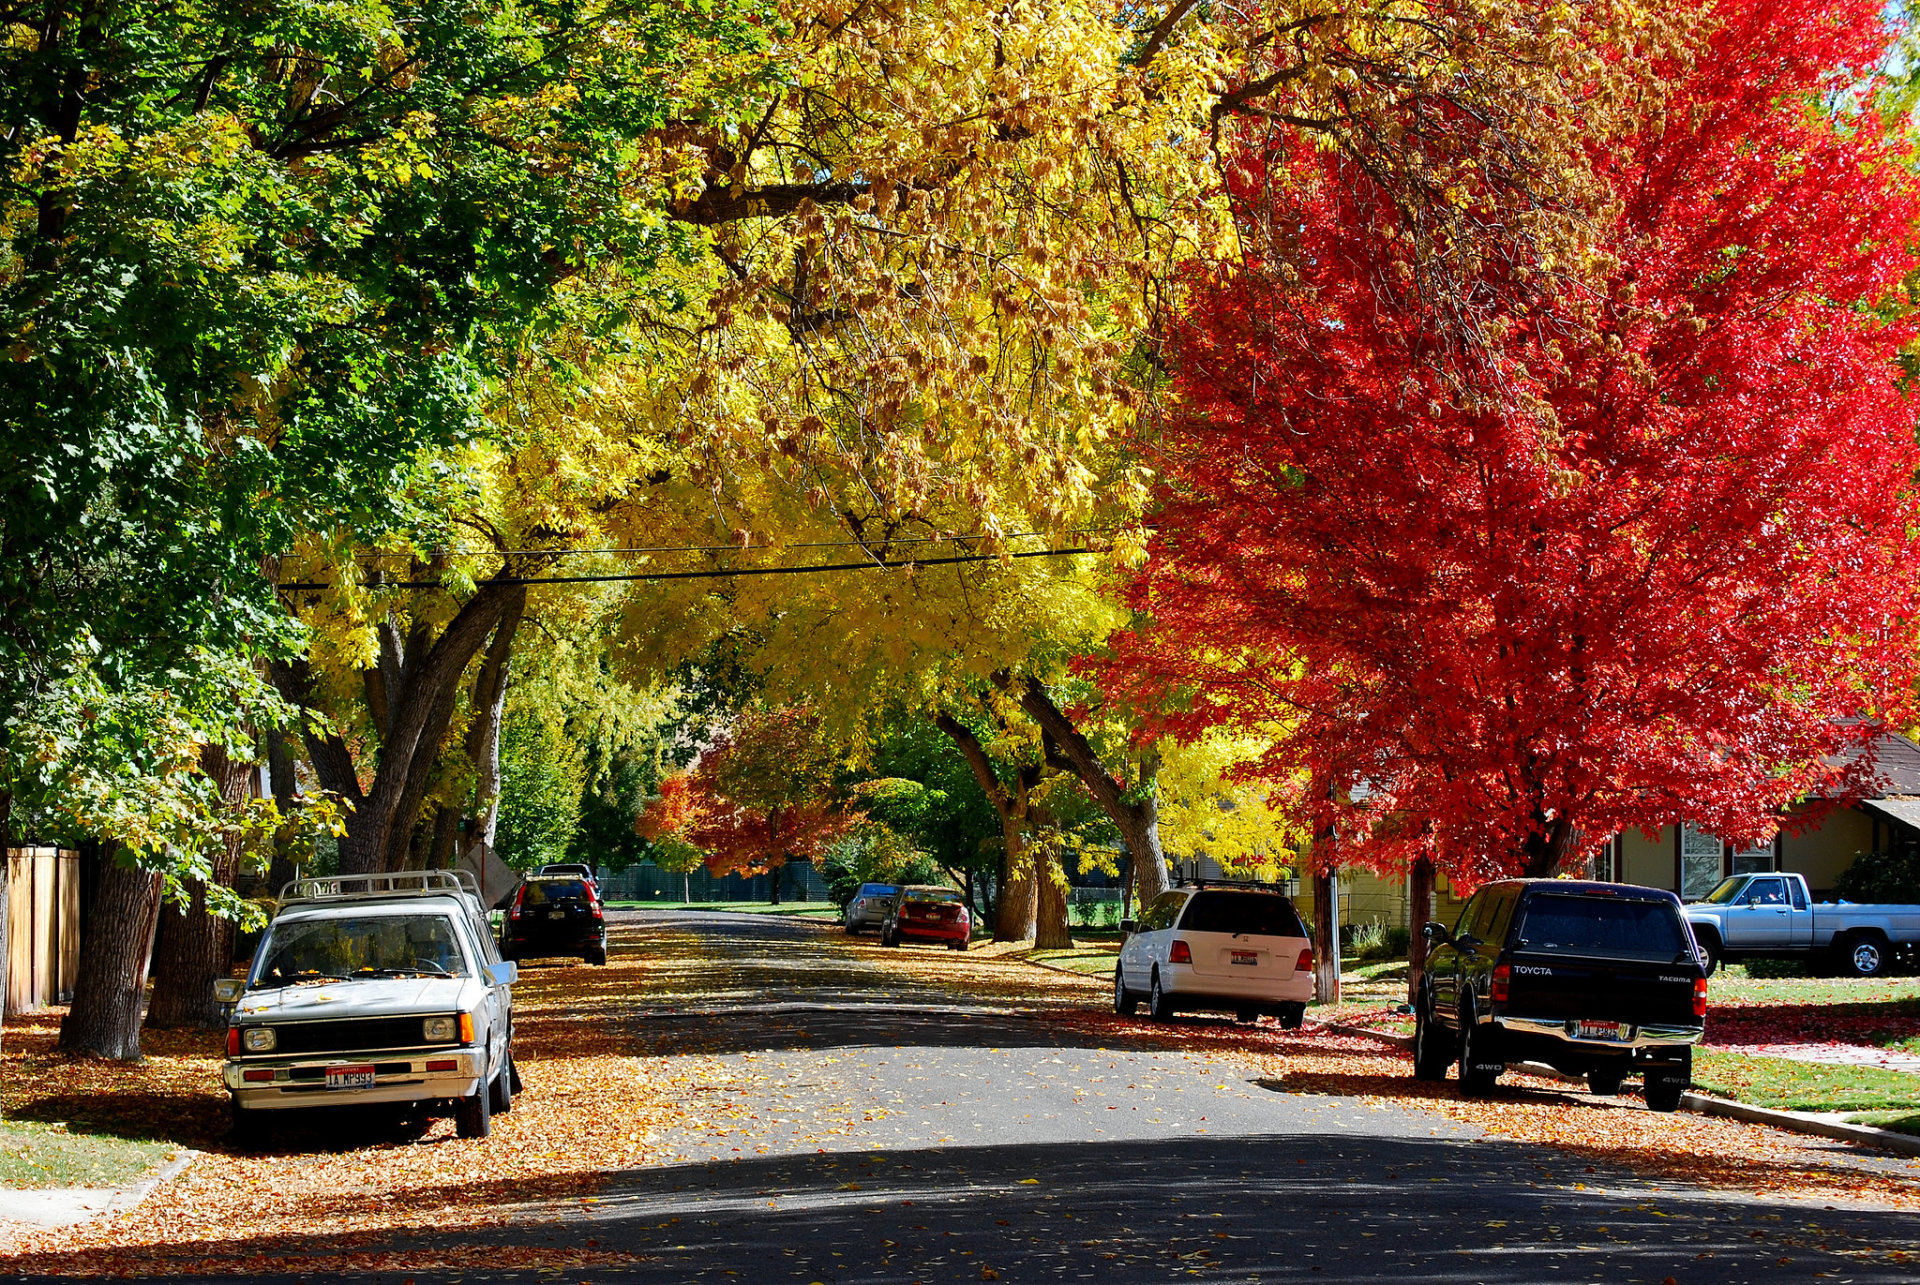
[881, 886, 971, 951]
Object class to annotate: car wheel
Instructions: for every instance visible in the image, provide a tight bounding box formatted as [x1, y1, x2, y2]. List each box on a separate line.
[1457, 1005, 1500, 1097]
[1114, 965, 1138, 1016]
[1695, 934, 1721, 978]
[508, 1052, 524, 1095]
[586, 945, 607, 966]
[1149, 970, 1176, 1022]
[949, 939, 967, 952]
[489, 1057, 513, 1115]
[1644, 1058, 1690, 1113]
[1841, 933, 1889, 978]
[456, 1069, 493, 1139]
[1234, 1008, 1259, 1024]
[1277, 1002, 1305, 1031]
[1411, 994, 1452, 1081]
[1586, 1065, 1625, 1096]
[885, 926, 901, 948]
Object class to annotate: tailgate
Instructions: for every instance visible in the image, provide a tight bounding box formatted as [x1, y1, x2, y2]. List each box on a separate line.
[1185, 931, 1305, 979]
[1504, 951, 1698, 1026]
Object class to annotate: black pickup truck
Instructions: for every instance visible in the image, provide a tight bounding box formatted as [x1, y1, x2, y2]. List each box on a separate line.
[1411, 879, 1707, 1111]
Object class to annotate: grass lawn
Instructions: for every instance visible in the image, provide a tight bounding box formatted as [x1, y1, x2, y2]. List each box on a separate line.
[1706, 966, 1920, 1009]
[1027, 943, 1123, 976]
[1692, 1049, 1920, 1115]
[0, 1120, 177, 1190]
[605, 899, 840, 916]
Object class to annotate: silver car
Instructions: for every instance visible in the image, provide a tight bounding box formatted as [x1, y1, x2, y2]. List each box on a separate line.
[217, 871, 518, 1143]
[844, 882, 902, 934]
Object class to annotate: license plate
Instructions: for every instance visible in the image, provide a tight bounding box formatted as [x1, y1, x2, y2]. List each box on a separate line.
[326, 1065, 377, 1090]
[549, 908, 565, 919]
[1574, 1021, 1624, 1041]
[1231, 950, 1259, 967]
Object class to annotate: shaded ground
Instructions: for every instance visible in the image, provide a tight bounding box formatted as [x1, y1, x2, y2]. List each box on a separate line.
[5, 910, 1920, 1280]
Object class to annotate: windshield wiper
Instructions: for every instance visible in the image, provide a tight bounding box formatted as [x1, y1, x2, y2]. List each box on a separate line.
[354, 966, 457, 978]
[255, 972, 351, 989]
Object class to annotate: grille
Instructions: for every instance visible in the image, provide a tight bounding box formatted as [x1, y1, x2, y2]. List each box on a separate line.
[253, 1016, 453, 1056]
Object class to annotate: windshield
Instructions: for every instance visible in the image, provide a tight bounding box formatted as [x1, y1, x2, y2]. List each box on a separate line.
[1514, 894, 1692, 961]
[522, 880, 589, 906]
[857, 884, 900, 897]
[1702, 877, 1752, 905]
[252, 913, 468, 986]
[1179, 891, 1307, 938]
[905, 888, 962, 903]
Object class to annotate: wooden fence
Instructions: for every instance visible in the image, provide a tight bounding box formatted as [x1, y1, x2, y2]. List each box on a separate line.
[6, 848, 81, 1017]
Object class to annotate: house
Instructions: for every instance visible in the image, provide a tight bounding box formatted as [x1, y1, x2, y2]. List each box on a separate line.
[1598, 729, 1920, 901]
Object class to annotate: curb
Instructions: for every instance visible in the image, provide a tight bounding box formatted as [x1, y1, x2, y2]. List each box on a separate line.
[1322, 1023, 1920, 1157]
[0, 1149, 198, 1235]
[107, 1149, 199, 1218]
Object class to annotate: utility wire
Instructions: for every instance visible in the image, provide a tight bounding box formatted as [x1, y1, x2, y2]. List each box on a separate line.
[277, 546, 1095, 592]
[348, 529, 1102, 559]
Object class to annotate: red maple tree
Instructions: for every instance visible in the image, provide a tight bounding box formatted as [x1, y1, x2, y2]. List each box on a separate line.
[1115, 0, 1920, 882]
[636, 706, 856, 890]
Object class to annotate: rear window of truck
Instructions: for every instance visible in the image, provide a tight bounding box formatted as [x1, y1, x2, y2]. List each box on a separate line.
[1513, 894, 1691, 961]
[1178, 892, 1306, 938]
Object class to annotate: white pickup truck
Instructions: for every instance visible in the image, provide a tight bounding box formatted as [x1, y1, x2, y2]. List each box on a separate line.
[1683, 871, 1920, 978]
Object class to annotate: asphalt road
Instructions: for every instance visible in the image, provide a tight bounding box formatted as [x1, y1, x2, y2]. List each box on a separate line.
[40, 909, 1920, 1284]
[488, 909, 1920, 1284]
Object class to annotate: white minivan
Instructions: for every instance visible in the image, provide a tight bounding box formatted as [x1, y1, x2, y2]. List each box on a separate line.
[1116, 884, 1313, 1027]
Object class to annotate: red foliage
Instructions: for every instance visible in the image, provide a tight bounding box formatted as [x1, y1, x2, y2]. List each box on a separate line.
[1115, 0, 1920, 882]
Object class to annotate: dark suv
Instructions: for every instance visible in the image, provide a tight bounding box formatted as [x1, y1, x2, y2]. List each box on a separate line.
[1412, 880, 1706, 1111]
[501, 876, 607, 966]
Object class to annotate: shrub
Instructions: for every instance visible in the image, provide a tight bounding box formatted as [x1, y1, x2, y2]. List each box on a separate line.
[1345, 919, 1410, 962]
[1835, 848, 1920, 905]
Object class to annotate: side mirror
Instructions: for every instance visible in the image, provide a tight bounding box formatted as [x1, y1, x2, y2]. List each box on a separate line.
[212, 978, 245, 1003]
[1119, 919, 1137, 936]
[1421, 921, 1451, 946]
[487, 961, 519, 987]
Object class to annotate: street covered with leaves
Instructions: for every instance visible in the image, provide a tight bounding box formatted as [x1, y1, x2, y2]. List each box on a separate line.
[4, 912, 1919, 1279]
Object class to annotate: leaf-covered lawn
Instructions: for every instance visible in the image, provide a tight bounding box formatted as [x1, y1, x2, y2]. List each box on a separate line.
[1693, 1051, 1920, 1114]
[0, 1120, 178, 1190]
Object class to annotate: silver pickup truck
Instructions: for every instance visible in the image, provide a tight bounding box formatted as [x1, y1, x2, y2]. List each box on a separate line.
[1683, 871, 1920, 978]
[216, 870, 519, 1144]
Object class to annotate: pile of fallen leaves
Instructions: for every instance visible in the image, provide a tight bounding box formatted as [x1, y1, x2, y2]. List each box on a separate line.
[0, 920, 711, 1274]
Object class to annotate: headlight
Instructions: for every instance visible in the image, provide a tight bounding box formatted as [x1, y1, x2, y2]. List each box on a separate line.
[423, 1016, 459, 1042]
[242, 1027, 277, 1053]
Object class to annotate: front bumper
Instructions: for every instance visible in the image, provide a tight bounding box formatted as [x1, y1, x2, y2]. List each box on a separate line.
[1499, 1016, 1705, 1052]
[224, 1048, 481, 1112]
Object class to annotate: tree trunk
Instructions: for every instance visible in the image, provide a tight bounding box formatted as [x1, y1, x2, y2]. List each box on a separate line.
[1407, 857, 1435, 1007]
[427, 805, 460, 870]
[463, 594, 525, 855]
[769, 857, 783, 905]
[1312, 869, 1341, 1005]
[934, 713, 1041, 943]
[1519, 815, 1575, 878]
[148, 744, 258, 1030]
[1121, 852, 1136, 921]
[997, 675, 1170, 904]
[265, 726, 298, 892]
[1033, 848, 1072, 949]
[60, 852, 164, 1060]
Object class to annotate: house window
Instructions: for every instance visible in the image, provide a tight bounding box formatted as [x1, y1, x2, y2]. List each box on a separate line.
[1679, 823, 1724, 901]
[1730, 839, 1776, 877]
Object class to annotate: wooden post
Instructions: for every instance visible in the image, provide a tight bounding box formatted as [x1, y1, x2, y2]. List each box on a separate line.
[1313, 868, 1341, 1005]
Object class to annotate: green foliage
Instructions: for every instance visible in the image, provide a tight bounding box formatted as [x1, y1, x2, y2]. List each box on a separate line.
[1070, 898, 1122, 930]
[1345, 920, 1411, 962]
[819, 829, 945, 908]
[568, 749, 664, 873]
[495, 713, 583, 871]
[1835, 849, 1920, 904]
[858, 713, 1007, 876]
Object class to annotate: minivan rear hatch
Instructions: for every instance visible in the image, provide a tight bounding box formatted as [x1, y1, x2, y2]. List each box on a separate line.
[1179, 891, 1310, 980]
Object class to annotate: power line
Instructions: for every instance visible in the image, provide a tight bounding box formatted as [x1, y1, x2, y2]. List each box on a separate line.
[277, 546, 1095, 592]
[348, 529, 1099, 559]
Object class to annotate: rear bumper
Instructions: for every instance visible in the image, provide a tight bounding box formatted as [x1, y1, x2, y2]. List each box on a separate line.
[1160, 965, 1313, 1005]
[225, 1049, 482, 1112]
[895, 920, 969, 942]
[504, 923, 605, 954]
[1498, 1016, 1703, 1053]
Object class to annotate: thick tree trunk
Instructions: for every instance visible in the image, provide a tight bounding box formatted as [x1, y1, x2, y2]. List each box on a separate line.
[1312, 869, 1341, 1005]
[60, 852, 164, 1060]
[998, 675, 1170, 904]
[427, 805, 460, 870]
[1519, 815, 1575, 878]
[1407, 857, 1435, 1007]
[463, 596, 524, 853]
[273, 580, 525, 875]
[934, 713, 1041, 942]
[265, 726, 298, 891]
[1033, 848, 1072, 950]
[148, 744, 255, 1029]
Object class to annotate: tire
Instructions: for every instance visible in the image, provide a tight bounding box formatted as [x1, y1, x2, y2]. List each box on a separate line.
[949, 939, 967, 952]
[586, 945, 607, 966]
[1840, 933, 1890, 978]
[1457, 1006, 1500, 1097]
[1587, 1066, 1625, 1096]
[1643, 1049, 1691, 1112]
[509, 1054, 524, 1095]
[1411, 993, 1452, 1081]
[884, 926, 901, 948]
[1695, 933, 1721, 978]
[1114, 965, 1138, 1016]
[1149, 970, 1176, 1022]
[1277, 1003, 1305, 1031]
[456, 1069, 493, 1139]
[489, 1057, 513, 1115]
[1234, 1008, 1260, 1024]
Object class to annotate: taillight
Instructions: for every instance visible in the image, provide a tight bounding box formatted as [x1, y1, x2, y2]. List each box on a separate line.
[1168, 939, 1192, 964]
[227, 1026, 240, 1057]
[1490, 962, 1510, 1004]
[1693, 977, 1708, 1018]
[1295, 947, 1313, 973]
